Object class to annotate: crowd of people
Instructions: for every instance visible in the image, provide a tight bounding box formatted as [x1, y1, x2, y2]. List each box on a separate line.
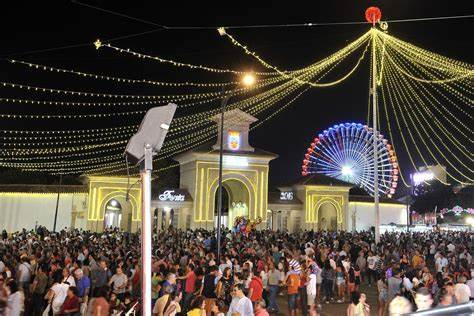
[0, 226, 472, 316]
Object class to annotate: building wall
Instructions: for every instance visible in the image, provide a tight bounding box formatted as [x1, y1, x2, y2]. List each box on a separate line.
[0, 193, 88, 232]
[347, 202, 407, 231]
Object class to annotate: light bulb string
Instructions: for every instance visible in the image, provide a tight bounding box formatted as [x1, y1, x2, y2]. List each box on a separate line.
[220, 29, 371, 87]
[384, 61, 472, 183]
[8, 59, 242, 88]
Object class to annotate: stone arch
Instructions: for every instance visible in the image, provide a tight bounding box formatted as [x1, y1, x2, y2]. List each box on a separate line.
[208, 173, 256, 223]
[313, 198, 342, 228]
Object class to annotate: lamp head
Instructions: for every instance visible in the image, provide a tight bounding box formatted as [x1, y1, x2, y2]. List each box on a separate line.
[242, 73, 256, 87]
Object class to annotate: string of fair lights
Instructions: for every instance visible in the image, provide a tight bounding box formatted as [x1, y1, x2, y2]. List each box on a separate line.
[0, 30, 371, 174]
[3, 42, 367, 174]
[0, 24, 472, 186]
[374, 30, 473, 186]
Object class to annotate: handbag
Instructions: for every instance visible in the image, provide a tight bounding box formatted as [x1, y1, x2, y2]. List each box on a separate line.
[80, 302, 88, 315]
[42, 303, 51, 316]
[43, 292, 55, 316]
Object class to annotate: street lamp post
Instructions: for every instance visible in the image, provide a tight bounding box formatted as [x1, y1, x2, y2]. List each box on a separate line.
[216, 73, 255, 263]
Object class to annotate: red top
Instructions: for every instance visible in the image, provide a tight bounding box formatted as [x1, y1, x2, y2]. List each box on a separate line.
[185, 270, 197, 293]
[249, 276, 263, 302]
[132, 269, 141, 286]
[58, 295, 80, 315]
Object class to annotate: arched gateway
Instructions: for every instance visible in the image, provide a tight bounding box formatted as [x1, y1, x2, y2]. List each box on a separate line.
[173, 109, 277, 230]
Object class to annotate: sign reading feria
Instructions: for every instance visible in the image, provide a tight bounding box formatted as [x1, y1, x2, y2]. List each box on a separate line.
[158, 190, 185, 202]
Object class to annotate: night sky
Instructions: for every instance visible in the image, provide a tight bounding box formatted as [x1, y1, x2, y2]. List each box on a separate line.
[0, 1, 472, 190]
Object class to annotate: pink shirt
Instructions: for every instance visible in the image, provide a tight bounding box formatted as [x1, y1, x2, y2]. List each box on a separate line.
[255, 309, 270, 316]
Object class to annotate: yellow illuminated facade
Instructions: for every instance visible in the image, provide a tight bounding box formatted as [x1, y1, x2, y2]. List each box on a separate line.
[273, 179, 352, 232]
[87, 176, 141, 232]
[0, 109, 407, 233]
[174, 109, 276, 229]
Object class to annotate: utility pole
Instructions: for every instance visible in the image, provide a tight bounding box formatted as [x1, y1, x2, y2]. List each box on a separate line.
[372, 27, 380, 244]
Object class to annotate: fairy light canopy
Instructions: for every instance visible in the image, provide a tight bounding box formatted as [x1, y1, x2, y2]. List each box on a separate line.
[0, 6, 471, 187]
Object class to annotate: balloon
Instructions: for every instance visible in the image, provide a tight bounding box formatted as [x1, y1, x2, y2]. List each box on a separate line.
[365, 7, 382, 25]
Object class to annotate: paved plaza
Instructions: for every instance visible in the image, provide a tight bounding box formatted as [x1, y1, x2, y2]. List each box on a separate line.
[272, 282, 379, 316]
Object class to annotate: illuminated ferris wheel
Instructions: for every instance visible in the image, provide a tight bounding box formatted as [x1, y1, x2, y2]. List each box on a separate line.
[301, 123, 398, 198]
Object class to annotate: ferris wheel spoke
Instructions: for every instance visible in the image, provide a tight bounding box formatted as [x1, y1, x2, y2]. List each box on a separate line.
[319, 137, 344, 166]
[327, 130, 346, 164]
[313, 157, 345, 173]
[347, 126, 363, 163]
[310, 149, 342, 170]
[315, 158, 345, 172]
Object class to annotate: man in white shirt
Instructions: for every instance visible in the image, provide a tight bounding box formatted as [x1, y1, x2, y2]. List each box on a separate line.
[454, 276, 471, 303]
[227, 283, 253, 316]
[435, 253, 448, 273]
[459, 249, 472, 265]
[367, 251, 378, 286]
[429, 244, 436, 256]
[446, 242, 455, 253]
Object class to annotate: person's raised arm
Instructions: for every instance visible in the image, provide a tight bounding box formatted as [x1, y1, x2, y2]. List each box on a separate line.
[199, 277, 204, 295]
[247, 286, 253, 299]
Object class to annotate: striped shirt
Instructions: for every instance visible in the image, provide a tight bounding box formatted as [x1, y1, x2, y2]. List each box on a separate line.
[288, 258, 302, 274]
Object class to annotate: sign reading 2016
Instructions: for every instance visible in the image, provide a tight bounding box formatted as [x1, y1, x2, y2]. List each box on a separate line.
[280, 192, 294, 201]
[159, 190, 185, 202]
